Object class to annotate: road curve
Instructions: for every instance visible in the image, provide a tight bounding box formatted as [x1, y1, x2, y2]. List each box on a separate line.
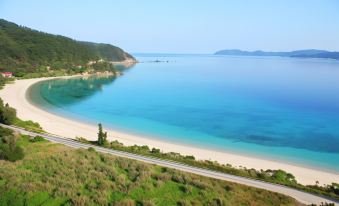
[1, 123, 337, 205]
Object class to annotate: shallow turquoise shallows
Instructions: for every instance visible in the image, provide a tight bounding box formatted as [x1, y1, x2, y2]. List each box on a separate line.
[29, 54, 339, 172]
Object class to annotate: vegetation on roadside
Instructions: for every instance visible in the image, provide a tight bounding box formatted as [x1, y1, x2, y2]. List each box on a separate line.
[12, 118, 44, 133]
[0, 99, 16, 125]
[0, 97, 44, 133]
[0, 126, 24, 162]
[310, 203, 335, 206]
[0, 98, 338, 202]
[29, 135, 45, 142]
[0, 130, 301, 206]
[97, 123, 108, 146]
[75, 125, 339, 201]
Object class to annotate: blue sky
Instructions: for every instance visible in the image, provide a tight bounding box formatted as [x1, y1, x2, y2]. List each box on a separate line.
[1, 0, 339, 53]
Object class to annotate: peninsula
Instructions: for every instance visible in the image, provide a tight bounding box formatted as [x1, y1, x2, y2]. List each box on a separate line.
[0, 19, 136, 78]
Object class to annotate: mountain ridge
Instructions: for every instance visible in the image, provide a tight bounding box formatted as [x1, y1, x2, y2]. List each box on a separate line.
[215, 49, 339, 59]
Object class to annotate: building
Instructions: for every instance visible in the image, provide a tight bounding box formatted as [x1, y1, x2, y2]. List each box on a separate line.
[1, 72, 13, 78]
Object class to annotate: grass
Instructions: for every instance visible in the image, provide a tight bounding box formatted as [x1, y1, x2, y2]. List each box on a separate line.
[76, 138, 339, 201]
[0, 135, 302, 206]
[12, 118, 45, 133]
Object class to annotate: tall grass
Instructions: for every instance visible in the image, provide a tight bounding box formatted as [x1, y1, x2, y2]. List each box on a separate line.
[0, 135, 300, 206]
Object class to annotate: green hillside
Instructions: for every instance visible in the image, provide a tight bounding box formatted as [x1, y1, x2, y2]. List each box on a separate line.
[0, 19, 135, 75]
[0, 127, 301, 206]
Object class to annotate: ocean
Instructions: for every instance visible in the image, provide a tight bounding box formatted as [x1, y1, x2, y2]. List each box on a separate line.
[29, 54, 339, 172]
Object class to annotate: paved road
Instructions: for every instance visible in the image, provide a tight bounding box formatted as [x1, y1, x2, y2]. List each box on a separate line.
[1, 123, 337, 205]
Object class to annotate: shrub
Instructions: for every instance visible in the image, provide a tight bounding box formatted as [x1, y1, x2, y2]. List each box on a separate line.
[0, 126, 13, 138]
[177, 199, 192, 206]
[151, 148, 160, 154]
[114, 199, 135, 206]
[142, 200, 155, 206]
[0, 135, 24, 162]
[185, 155, 195, 160]
[0, 126, 25, 161]
[30, 136, 45, 142]
[13, 118, 43, 132]
[0, 101, 17, 125]
[171, 174, 186, 184]
[87, 147, 96, 152]
[76, 136, 90, 143]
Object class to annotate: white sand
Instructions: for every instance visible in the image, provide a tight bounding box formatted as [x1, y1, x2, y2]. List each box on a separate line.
[0, 77, 338, 185]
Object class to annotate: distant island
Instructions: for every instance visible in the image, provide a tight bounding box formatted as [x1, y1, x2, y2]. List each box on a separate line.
[0, 19, 135, 77]
[215, 49, 339, 60]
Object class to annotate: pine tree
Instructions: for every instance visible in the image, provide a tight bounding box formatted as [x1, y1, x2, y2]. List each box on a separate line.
[103, 131, 107, 143]
[97, 123, 104, 145]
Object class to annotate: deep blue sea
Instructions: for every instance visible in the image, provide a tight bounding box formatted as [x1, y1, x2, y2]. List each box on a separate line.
[30, 54, 339, 172]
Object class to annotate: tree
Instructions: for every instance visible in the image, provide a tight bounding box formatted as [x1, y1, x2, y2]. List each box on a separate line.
[97, 123, 107, 146]
[151, 148, 160, 154]
[103, 131, 107, 143]
[0, 98, 17, 125]
[0, 126, 24, 162]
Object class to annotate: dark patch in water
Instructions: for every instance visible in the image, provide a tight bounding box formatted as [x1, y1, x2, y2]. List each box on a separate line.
[40, 75, 116, 106]
[246, 135, 275, 142]
[293, 132, 339, 153]
[233, 132, 339, 153]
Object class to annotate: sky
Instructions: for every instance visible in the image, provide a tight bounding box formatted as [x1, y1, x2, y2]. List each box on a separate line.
[1, 0, 339, 53]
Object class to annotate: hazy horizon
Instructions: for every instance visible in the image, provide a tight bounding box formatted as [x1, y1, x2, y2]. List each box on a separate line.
[1, 0, 338, 54]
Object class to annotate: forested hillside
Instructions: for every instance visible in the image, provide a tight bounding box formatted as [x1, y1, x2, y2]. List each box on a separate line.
[0, 19, 135, 75]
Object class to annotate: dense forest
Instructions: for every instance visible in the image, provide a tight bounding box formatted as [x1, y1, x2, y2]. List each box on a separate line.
[0, 19, 135, 76]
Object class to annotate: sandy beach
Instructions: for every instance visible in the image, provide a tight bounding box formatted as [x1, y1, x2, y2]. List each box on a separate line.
[0, 77, 338, 185]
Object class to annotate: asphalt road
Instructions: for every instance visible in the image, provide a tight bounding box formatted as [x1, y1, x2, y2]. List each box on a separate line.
[1, 123, 337, 205]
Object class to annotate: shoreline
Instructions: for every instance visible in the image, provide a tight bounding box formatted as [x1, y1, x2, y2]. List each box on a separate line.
[0, 77, 338, 185]
[111, 58, 138, 67]
[25, 86, 339, 176]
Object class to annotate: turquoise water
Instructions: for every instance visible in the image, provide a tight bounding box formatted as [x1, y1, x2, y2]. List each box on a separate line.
[30, 54, 339, 172]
